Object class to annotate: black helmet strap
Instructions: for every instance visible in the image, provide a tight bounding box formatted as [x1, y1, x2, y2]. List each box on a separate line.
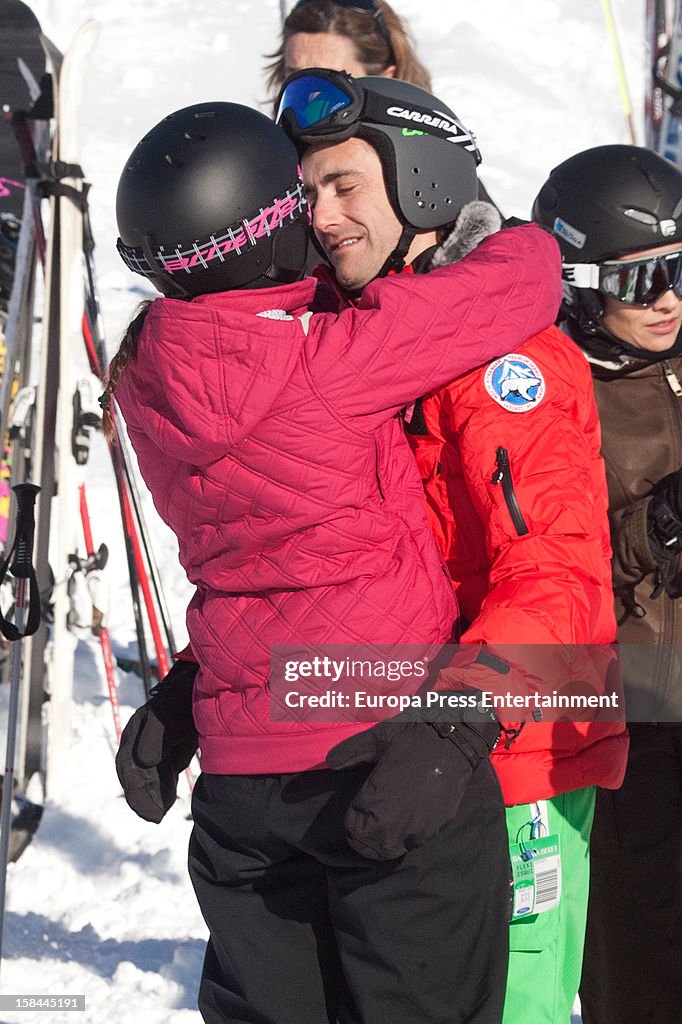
[353, 126, 415, 278]
[376, 222, 416, 278]
[262, 217, 308, 285]
[568, 287, 604, 333]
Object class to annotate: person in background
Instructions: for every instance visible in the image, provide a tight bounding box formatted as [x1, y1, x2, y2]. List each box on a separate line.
[277, 69, 628, 1024]
[265, 0, 431, 103]
[533, 143, 682, 1024]
[112, 93, 561, 1024]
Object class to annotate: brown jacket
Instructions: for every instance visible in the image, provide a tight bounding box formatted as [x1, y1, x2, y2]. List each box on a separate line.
[584, 344, 682, 720]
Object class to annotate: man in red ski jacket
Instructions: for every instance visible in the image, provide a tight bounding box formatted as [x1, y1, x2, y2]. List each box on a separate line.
[291, 74, 628, 1024]
[404, 297, 627, 1024]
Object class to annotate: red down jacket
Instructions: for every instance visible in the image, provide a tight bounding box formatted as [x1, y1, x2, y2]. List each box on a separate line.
[407, 326, 629, 804]
[115, 225, 561, 775]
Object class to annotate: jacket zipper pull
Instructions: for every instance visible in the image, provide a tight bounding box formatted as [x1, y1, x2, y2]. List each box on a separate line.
[491, 447, 529, 537]
[662, 360, 682, 397]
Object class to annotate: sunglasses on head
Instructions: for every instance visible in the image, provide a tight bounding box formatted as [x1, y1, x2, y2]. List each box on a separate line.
[564, 249, 682, 307]
[288, 0, 395, 62]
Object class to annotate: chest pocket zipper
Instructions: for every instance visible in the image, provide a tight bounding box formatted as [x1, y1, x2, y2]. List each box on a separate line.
[491, 446, 529, 537]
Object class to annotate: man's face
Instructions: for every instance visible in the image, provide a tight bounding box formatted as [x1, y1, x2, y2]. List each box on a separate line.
[301, 136, 402, 293]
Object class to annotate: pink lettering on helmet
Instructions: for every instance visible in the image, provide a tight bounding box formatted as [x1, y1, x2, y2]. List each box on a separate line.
[269, 195, 298, 229]
[151, 182, 307, 277]
[248, 208, 271, 239]
[162, 256, 189, 272]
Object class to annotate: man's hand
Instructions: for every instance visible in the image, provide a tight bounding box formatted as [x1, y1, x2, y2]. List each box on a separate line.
[326, 707, 499, 861]
[116, 659, 199, 823]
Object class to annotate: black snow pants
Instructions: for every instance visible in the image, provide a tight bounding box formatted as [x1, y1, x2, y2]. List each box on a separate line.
[580, 724, 682, 1024]
[188, 758, 510, 1024]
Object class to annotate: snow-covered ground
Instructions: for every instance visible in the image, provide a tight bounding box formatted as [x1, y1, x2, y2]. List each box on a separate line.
[0, 1, 645, 1021]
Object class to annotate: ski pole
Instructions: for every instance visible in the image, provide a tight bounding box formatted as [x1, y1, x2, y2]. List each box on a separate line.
[119, 473, 170, 680]
[78, 484, 121, 741]
[0, 482, 41, 981]
[79, 316, 155, 693]
[117, 427, 178, 656]
[601, 0, 639, 144]
[108, 439, 155, 696]
[81, 279, 175, 673]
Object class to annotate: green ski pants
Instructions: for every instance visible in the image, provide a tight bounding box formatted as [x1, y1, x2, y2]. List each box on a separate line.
[502, 787, 595, 1024]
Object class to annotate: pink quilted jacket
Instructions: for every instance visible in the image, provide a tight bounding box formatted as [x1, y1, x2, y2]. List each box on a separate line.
[115, 224, 561, 773]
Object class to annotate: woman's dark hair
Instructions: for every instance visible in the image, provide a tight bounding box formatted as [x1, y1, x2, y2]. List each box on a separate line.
[264, 0, 432, 101]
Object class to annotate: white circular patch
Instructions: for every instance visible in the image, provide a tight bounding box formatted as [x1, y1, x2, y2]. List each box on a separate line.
[484, 354, 546, 413]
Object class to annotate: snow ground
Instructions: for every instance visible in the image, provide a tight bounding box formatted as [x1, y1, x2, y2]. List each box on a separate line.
[0, 1, 645, 1021]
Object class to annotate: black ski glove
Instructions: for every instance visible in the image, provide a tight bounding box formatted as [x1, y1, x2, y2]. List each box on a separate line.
[116, 659, 199, 823]
[326, 696, 499, 861]
[648, 467, 682, 561]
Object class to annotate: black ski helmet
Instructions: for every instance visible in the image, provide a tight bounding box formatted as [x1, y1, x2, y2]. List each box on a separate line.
[532, 145, 682, 262]
[354, 76, 481, 232]
[116, 102, 309, 298]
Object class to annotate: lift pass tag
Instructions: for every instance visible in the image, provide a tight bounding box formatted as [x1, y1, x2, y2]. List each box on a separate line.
[510, 834, 562, 918]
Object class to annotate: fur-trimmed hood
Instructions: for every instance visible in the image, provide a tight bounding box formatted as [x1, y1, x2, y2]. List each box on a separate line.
[431, 201, 502, 269]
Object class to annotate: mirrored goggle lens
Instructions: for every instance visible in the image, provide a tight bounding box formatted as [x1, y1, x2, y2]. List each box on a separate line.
[276, 75, 354, 131]
[599, 251, 682, 305]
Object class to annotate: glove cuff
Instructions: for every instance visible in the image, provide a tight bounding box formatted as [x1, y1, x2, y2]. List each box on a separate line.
[431, 689, 500, 768]
[149, 659, 197, 718]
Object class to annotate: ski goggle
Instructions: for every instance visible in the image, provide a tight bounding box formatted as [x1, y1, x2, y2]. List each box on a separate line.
[564, 249, 682, 307]
[276, 68, 481, 159]
[287, 0, 394, 61]
[276, 68, 366, 142]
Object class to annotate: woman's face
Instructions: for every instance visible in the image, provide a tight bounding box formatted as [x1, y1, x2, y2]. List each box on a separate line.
[283, 31, 394, 79]
[599, 242, 682, 352]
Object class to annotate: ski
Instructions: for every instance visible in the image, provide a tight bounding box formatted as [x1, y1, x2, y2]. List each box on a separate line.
[38, 19, 100, 798]
[645, 0, 682, 163]
[0, 0, 48, 544]
[645, 0, 668, 149]
[0, 0, 44, 224]
[0, 0, 52, 827]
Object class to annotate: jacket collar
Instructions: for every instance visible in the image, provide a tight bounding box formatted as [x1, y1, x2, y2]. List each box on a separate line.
[190, 278, 317, 318]
[561, 314, 682, 379]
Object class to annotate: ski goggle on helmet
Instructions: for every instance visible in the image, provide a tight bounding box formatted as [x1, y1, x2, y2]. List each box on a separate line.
[276, 67, 481, 156]
[564, 248, 682, 308]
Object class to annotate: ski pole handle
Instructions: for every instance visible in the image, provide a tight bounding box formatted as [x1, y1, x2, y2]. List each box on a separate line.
[9, 482, 41, 579]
